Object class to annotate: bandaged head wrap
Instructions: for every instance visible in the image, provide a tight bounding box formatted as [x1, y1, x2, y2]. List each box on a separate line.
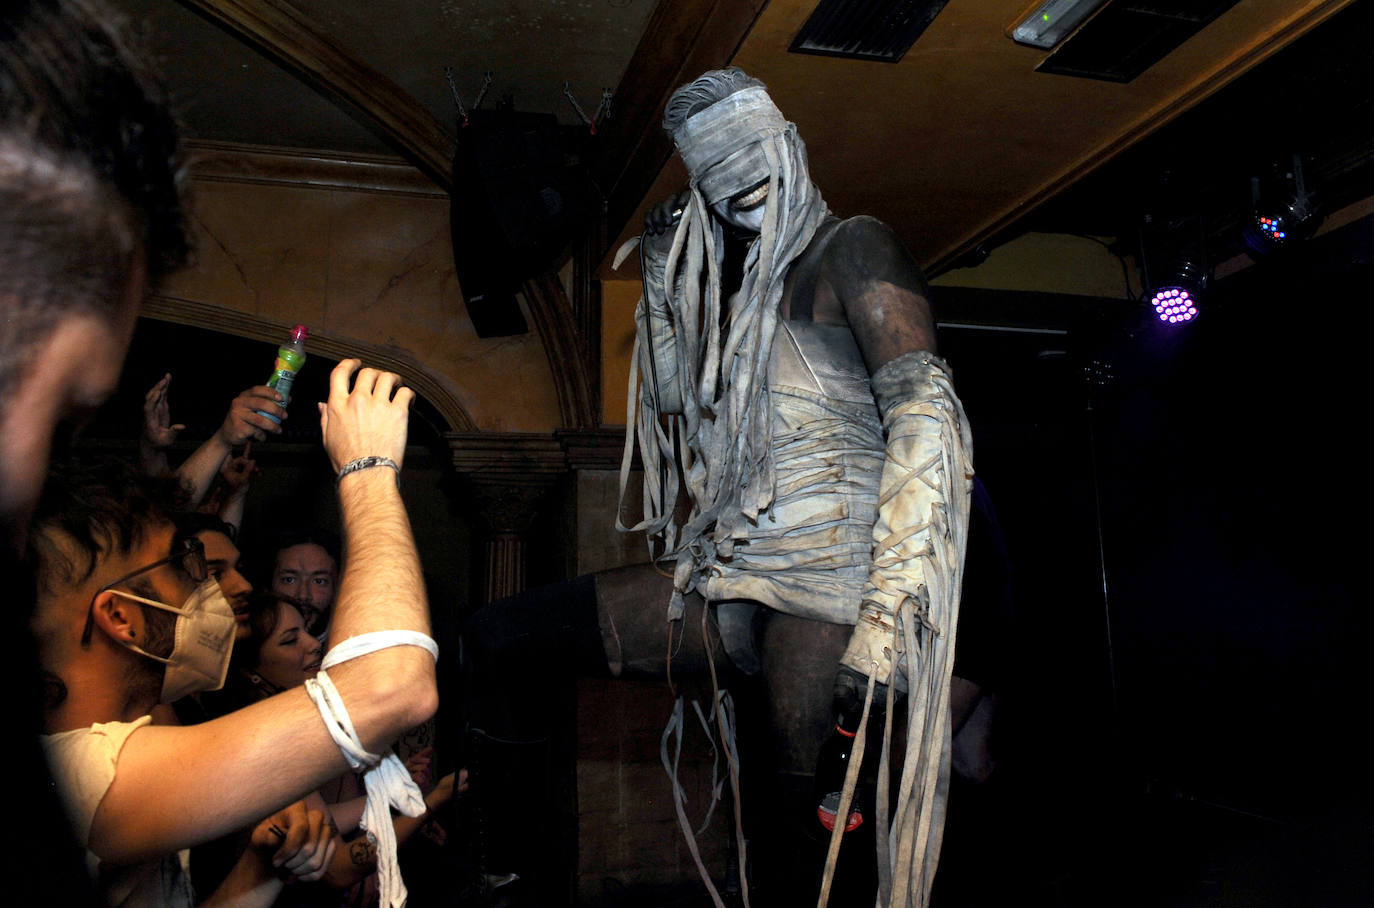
[623, 74, 832, 620]
[674, 86, 788, 205]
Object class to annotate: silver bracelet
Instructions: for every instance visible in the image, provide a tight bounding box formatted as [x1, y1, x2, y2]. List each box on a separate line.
[336, 455, 400, 485]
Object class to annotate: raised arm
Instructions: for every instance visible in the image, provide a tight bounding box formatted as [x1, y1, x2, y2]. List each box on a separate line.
[89, 360, 438, 864]
[174, 386, 285, 505]
[215, 448, 256, 532]
[139, 373, 182, 476]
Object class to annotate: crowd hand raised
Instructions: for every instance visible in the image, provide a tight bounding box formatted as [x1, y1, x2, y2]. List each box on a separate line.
[218, 386, 286, 446]
[318, 359, 414, 474]
[404, 746, 435, 793]
[142, 373, 185, 449]
[250, 800, 337, 883]
[429, 771, 457, 808]
[220, 446, 257, 495]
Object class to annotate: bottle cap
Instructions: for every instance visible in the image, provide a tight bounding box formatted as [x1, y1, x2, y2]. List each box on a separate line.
[290, 324, 308, 343]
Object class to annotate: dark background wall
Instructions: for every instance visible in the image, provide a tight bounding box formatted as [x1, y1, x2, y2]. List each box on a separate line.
[932, 216, 1369, 905]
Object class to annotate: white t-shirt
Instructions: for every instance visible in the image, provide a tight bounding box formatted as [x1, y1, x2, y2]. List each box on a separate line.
[43, 716, 195, 908]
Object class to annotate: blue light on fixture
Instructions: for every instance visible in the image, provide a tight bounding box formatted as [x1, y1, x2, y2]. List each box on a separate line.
[1242, 154, 1320, 256]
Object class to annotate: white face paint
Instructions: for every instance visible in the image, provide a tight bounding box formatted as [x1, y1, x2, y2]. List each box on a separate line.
[710, 180, 770, 234]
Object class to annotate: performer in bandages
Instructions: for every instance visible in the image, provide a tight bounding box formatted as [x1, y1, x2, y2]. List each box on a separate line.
[613, 67, 975, 907]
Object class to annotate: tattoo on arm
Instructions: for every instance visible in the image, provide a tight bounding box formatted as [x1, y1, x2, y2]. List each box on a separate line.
[349, 838, 376, 866]
[397, 717, 435, 759]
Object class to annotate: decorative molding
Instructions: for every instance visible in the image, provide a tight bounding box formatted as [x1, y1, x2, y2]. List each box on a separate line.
[446, 432, 569, 477]
[447, 428, 633, 475]
[447, 432, 566, 603]
[555, 428, 631, 473]
[521, 273, 598, 430]
[141, 294, 477, 432]
[177, 0, 454, 190]
[482, 533, 526, 604]
[185, 140, 444, 198]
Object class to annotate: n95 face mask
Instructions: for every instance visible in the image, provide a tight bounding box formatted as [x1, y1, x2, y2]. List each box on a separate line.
[111, 578, 237, 703]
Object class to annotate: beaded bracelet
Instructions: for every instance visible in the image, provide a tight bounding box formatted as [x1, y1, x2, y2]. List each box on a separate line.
[336, 455, 400, 485]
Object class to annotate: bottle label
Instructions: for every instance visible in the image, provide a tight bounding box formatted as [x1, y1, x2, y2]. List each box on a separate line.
[260, 363, 297, 425]
[270, 365, 297, 400]
[816, 792, 863, 832]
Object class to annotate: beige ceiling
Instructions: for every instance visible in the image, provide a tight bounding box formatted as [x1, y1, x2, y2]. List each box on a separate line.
[120, 0, 1361, 281]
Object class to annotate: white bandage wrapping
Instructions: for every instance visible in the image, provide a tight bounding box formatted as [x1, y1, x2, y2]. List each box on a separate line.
[841, 353, 972, 687]
[305, 631, 438, 908]
[838, 351, 972, 908]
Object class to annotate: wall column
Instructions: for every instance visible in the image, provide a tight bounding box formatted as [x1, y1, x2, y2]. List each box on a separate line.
[447, 433, 566, 604]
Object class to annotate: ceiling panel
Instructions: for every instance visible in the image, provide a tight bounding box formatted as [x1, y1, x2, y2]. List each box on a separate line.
[119, 0, 389, 152]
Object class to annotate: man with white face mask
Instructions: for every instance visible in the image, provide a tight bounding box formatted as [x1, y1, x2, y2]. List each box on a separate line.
[29, 357, 438, 908]
[5, 4, 435, 904]
[30, 462, 327, 905]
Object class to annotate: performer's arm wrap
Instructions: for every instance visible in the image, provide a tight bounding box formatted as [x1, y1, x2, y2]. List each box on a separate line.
[635, 237, 684, 415]
[841, 352, 974, 689]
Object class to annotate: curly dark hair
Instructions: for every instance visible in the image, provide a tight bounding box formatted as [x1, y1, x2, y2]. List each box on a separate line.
[26, 457, 190, 598]
[173, 511, 238, 545]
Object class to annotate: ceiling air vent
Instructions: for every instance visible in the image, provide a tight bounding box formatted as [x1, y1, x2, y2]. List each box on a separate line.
[789, 0, 952, 63]
[1035, 0, 1241, 82]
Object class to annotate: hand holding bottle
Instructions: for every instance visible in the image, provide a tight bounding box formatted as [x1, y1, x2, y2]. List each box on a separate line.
[261, 324, 308, 424]
[217, 386, 285, 446]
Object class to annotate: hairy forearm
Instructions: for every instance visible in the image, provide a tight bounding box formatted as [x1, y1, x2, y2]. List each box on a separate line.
[138, 436, 171, 476]
[218, 490, 247, 532]
[174, 434, 232, 506]
[325, 467, 437, 751]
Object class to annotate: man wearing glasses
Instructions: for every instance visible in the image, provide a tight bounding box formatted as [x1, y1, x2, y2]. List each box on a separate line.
[29, 359, 437, 907]
[3, 3, 433, 904]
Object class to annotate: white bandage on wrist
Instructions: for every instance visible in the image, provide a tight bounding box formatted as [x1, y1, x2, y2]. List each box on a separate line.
[305, 630, 438, 908]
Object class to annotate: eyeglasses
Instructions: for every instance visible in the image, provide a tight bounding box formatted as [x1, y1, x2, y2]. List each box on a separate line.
[80, 536, 208, 645]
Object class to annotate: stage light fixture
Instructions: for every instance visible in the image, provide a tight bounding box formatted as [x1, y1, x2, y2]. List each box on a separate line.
[1140, 216, 1209, 326]
[1241, 153, 1321, 256]
[1148, 262, 1204, 325]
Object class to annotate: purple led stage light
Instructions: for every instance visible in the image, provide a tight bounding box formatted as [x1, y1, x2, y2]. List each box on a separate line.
[1150, 286, 1198, 323]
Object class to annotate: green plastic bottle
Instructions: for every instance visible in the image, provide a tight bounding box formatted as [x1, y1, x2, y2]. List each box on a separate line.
[262, 324, 307, 424]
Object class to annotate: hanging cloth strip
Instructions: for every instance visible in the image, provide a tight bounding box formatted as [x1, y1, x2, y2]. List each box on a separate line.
[827, 352, 974, 908]
[304, 630, 439, 908]
[617, 87, 832, 622]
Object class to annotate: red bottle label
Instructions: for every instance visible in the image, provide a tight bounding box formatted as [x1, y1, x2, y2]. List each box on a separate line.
[817, 793, 863, 832]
